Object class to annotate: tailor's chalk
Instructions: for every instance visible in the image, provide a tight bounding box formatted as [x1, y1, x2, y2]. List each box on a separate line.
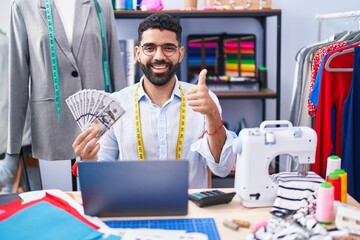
[223, 219, 239, 231]
[232, 219, 250, 228]
[250, 220, 268, 232]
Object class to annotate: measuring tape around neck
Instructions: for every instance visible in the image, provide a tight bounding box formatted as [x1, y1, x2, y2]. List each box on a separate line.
[45, 0, 110, 121]
[134, 83, 186, 160]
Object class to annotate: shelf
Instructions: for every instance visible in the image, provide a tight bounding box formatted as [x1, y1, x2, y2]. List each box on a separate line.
[114, 9, 281, 19]
[214, 89, 276, 99]
[114, 9, 282, 121]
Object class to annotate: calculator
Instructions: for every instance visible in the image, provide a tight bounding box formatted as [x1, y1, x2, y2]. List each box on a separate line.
[188, 190, 236, 207]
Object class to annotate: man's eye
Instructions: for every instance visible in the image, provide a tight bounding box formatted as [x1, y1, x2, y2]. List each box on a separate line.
[164, 46, 176, 52]
[144, 46, 156, 51]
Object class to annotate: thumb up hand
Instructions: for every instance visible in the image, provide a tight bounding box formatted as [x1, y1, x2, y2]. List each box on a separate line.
[197, 69, 207, 86]
[187, 69, 217, 115]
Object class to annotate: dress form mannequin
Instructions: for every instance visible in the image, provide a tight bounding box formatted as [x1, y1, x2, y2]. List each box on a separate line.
[8, 0, 126, 190]
[53, 0, 76, 46]
[39, 0, 77, 191]
[1, 30, 38, 192]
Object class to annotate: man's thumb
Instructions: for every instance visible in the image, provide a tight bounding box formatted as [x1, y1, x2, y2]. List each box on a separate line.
[198, 69, 207, 86]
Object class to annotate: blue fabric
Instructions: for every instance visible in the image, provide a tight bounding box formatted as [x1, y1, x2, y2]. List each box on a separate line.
[341, 46, 360, 201]
[309, 53, 329, 108]
[351, 46, 360, 201]
[0, 201, 119, 240]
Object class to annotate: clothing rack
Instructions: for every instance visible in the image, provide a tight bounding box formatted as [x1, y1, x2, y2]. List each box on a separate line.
[315, 10, 360, 41]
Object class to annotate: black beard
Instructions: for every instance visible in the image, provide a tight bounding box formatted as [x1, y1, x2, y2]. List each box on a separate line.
[140, 60, 179, 86]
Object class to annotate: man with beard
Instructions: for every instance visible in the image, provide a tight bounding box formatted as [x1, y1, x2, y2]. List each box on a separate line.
[72, 13, 236, 188]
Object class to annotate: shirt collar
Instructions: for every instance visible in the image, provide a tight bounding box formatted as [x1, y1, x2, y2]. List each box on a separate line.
[136, 76, 182, 102]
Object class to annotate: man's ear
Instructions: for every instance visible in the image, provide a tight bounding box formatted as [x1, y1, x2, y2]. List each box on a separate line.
[178, 46, 185, 63]
[135, 46, 141, 62]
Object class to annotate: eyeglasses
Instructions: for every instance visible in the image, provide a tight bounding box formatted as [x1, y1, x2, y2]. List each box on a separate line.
[140, 43, 179, 57]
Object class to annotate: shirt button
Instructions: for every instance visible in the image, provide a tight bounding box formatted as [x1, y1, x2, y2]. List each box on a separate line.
[71, 71, 79, 77]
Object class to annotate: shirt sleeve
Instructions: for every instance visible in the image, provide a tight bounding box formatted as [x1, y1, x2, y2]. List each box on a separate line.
[97, 126, 119, 161]
[190, 127, 237, 177]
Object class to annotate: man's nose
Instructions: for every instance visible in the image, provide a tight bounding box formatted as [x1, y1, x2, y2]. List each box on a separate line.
[153, 46, 166, 59]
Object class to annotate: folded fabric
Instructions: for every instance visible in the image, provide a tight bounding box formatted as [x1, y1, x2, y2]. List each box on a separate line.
[0, 193, 97, 229]
[0, 201, 119, 240]
[271, 171, 324, 213]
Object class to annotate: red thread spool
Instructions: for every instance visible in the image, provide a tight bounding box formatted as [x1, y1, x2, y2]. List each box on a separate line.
[326, 172, 341, 201]
[334, 169, 347, 203]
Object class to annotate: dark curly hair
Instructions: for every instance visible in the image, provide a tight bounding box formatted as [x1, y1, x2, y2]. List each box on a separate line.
[138, 13, 182, 44]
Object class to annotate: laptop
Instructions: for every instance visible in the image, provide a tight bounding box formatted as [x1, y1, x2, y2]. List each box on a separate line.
[78, 160, 189, 217]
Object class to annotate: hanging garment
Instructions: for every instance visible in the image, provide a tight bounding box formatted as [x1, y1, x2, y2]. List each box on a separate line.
[341, 46, 360, 201]
[289, 46, 312, 126]
[307, 41, 348, 117]
[8, 0, 127, 160]
[289, 35, 337, 127]
[311, 44, 355, 178]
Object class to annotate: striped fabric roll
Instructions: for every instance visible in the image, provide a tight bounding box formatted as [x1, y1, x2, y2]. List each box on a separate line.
[246, 172, 331, 240]
[271, 171, 324, 213]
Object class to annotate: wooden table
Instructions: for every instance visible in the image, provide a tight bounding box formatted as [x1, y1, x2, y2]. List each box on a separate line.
[69, 189, 360, 239]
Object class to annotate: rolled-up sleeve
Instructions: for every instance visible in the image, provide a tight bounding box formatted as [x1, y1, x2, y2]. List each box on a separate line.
[190, 128, 237, 177]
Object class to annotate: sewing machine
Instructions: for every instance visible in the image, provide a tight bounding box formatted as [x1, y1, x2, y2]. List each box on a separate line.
[233, 120, 317, 207]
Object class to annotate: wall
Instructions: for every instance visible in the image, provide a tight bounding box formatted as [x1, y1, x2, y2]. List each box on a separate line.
[0, 0, 359, 189]
[0, 0, 11, 34]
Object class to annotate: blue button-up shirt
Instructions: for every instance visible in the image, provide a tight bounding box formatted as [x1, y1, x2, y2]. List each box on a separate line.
[98, 77, 237, 188]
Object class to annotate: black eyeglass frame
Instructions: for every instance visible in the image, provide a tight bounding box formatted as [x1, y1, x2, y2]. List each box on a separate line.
[140, 43, 180, 57]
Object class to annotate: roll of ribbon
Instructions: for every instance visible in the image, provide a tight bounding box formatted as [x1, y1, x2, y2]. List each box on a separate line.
[326, 155, 341, 177]
[316, 181, 334, 225]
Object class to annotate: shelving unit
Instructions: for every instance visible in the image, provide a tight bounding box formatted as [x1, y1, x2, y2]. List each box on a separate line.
[114, 9, 281, 122]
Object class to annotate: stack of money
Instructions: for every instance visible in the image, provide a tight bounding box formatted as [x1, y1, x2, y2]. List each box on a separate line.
[66, 89, 124, 136]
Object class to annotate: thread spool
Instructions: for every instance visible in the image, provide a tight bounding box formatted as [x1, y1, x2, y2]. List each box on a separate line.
[257, 66, 268, 91]
[334, 169, 347, 203]
[232, 219, 250, 228]
[250, 220, 268, 232]
[326, 172, 341, 201]
[326, 155, 341, 177]
[316, 182, 334, 225]
[223, 219, 239, 231]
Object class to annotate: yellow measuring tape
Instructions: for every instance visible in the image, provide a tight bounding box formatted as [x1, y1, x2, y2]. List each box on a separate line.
[135, 83, 186, 160]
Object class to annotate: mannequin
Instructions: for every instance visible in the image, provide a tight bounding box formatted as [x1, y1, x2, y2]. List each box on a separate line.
[8, 0, 127, 161]
[53, 0, 76, 46]
[0, 29, 37, 192]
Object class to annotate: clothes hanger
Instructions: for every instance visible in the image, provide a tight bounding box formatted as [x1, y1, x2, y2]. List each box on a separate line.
[334, 30, 348, 41]
[324, 17, 360, 72]
[347, 30, 360, 44]
[324, 47, 355, 72]
[346, 17, 360, 44]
